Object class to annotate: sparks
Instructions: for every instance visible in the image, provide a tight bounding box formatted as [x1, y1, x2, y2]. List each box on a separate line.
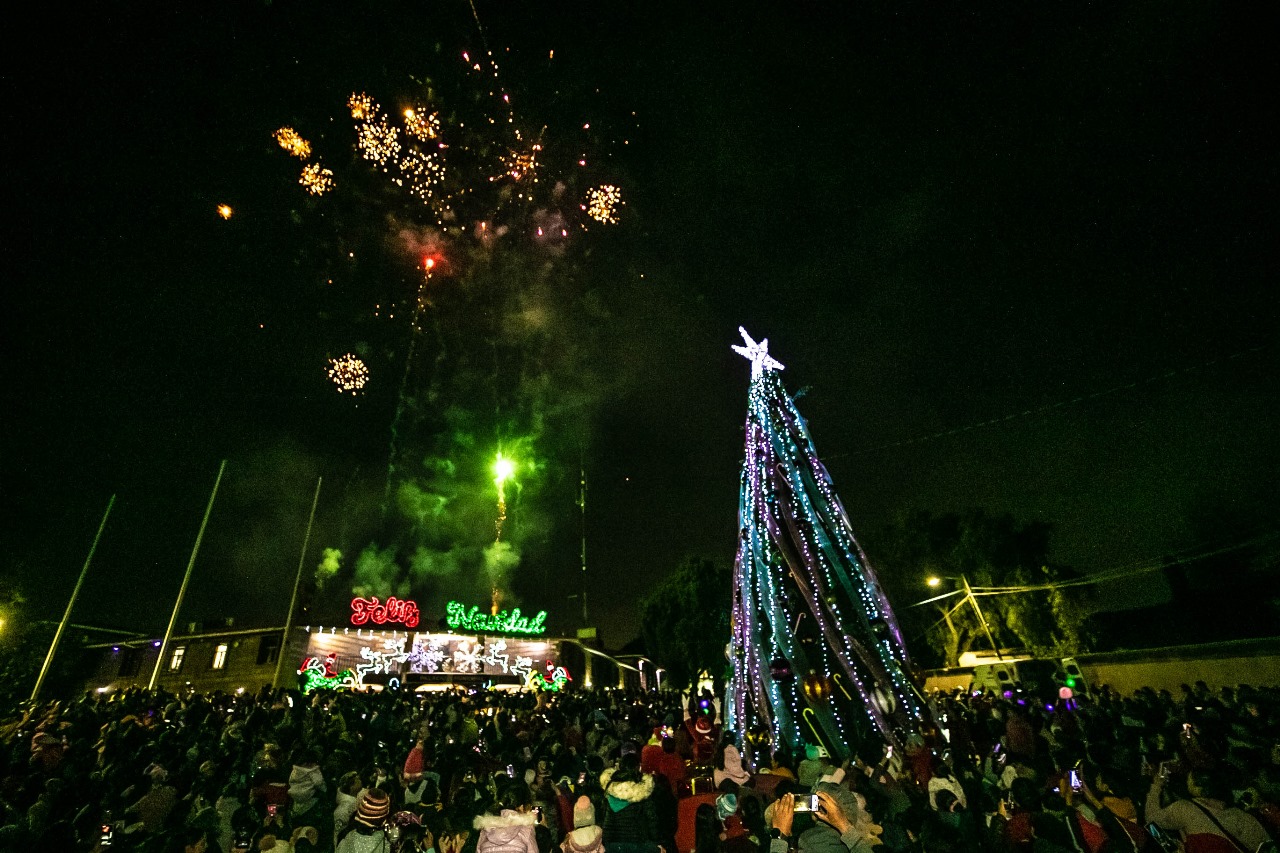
[327, 353, 369, 394]
[273, 126, 312, 159]
[584, 184, 624, 224]
[300, 162, 335, 195]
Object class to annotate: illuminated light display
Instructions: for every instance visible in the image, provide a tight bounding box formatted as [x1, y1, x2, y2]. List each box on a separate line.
[298, 653, 355, 692]
[216, 204, 233, 220]
[527, 660, 571, 691]
[327, 353, 369, 395]
[300, 632, 549, 689]
[445, 601, 547, 635]
[350, 596, 421, 628]
[726, 327, 931, 765]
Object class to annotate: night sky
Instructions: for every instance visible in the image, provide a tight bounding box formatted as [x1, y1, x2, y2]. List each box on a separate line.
[4, 1, 1277, 649]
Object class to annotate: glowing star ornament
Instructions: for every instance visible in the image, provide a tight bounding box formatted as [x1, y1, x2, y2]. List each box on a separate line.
[732, 327, 785, 380]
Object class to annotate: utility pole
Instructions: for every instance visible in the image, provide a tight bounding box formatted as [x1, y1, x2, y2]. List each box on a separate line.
[577, 463, 588, 626]
[274, 476, 322, 688]
[149, 461, 226, 690]
[31, 494, 115, 701]
[962, 574, 1004, 661]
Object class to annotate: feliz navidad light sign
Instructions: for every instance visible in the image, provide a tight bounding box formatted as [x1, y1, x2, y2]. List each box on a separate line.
[445, 601, 548, 636]
[350, 596, 421, 629]
[348, 597, 548, 637]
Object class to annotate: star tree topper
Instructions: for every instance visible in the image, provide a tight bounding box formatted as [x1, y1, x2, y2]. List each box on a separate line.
[732, 326, 785, 380]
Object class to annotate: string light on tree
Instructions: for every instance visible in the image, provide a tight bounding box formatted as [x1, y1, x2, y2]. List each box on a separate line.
[327, 353, 369, 395]
[726, 327, 932, 764]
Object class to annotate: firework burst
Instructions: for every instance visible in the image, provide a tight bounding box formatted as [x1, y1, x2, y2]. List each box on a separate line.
[274, 126, 312, 159]
[300, 162, 335, 195]
[327, 354, 369, 394]
[583, 184, 623, 224]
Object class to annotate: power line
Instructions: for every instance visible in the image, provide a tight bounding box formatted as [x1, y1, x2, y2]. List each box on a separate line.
[966, 530, 1280, 597]
[828, 345, 1267, 459]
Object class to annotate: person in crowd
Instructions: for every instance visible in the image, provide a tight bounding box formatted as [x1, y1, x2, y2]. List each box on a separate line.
[714, 745, 753, 792]
[601, 753, 663, 853]
[767, 785, 881, 853]
[474, 783, 540, 853]
[337, 787, 392, 853]
[561, 796, 604, 853]
[692, 802, 723, 853]
[1146, 765, 1274, 853]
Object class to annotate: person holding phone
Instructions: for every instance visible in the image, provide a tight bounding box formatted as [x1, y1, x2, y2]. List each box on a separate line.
[767, 784, 880, 853]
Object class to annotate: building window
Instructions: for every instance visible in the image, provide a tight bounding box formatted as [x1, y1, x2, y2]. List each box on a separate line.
[257, 634, 281, 665]
[211, 643, 229, 670]
[169, 646, 186, 672]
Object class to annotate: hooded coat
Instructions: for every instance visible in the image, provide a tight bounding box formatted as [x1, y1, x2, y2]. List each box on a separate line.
[474, 809, 540, 853]
[601, 768, 661, 851]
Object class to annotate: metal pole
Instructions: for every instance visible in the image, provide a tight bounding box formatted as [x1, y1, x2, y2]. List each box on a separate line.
[963, 574, 1004, 661]
[274, 476, 322, 688]
[31, 494, 116, 702]
[149, 460, 226, 690]
[578, 463, 588, 625]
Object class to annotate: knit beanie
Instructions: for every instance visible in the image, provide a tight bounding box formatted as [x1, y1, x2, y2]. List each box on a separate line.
[813, 782, 860, 824]
[716, 793, 738, 821]
[354, 789, 391, 827]
[573, 796, 596, 828]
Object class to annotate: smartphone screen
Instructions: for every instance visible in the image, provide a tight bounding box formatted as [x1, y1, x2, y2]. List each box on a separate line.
[507, 764, 516, 778]
[1068, 770, 1082, 791]
[793, 795, 820, 813]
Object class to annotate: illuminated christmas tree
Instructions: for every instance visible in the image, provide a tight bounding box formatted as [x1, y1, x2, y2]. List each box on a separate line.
[726, 328, 930, 764]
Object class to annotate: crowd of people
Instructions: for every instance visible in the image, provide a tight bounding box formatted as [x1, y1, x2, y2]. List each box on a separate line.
[1, 677, 1277, 853]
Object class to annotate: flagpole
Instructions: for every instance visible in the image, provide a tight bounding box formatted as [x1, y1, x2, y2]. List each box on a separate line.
[149, 460, 226, 690]
[30, 494, 116, 702]
[274, 476, 322, 688]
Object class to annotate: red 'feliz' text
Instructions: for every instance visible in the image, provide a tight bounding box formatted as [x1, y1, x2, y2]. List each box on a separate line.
[350, 596, 421, 628]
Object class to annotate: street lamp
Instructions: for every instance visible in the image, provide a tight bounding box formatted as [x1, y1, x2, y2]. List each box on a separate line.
[927, 576, 942, 588]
